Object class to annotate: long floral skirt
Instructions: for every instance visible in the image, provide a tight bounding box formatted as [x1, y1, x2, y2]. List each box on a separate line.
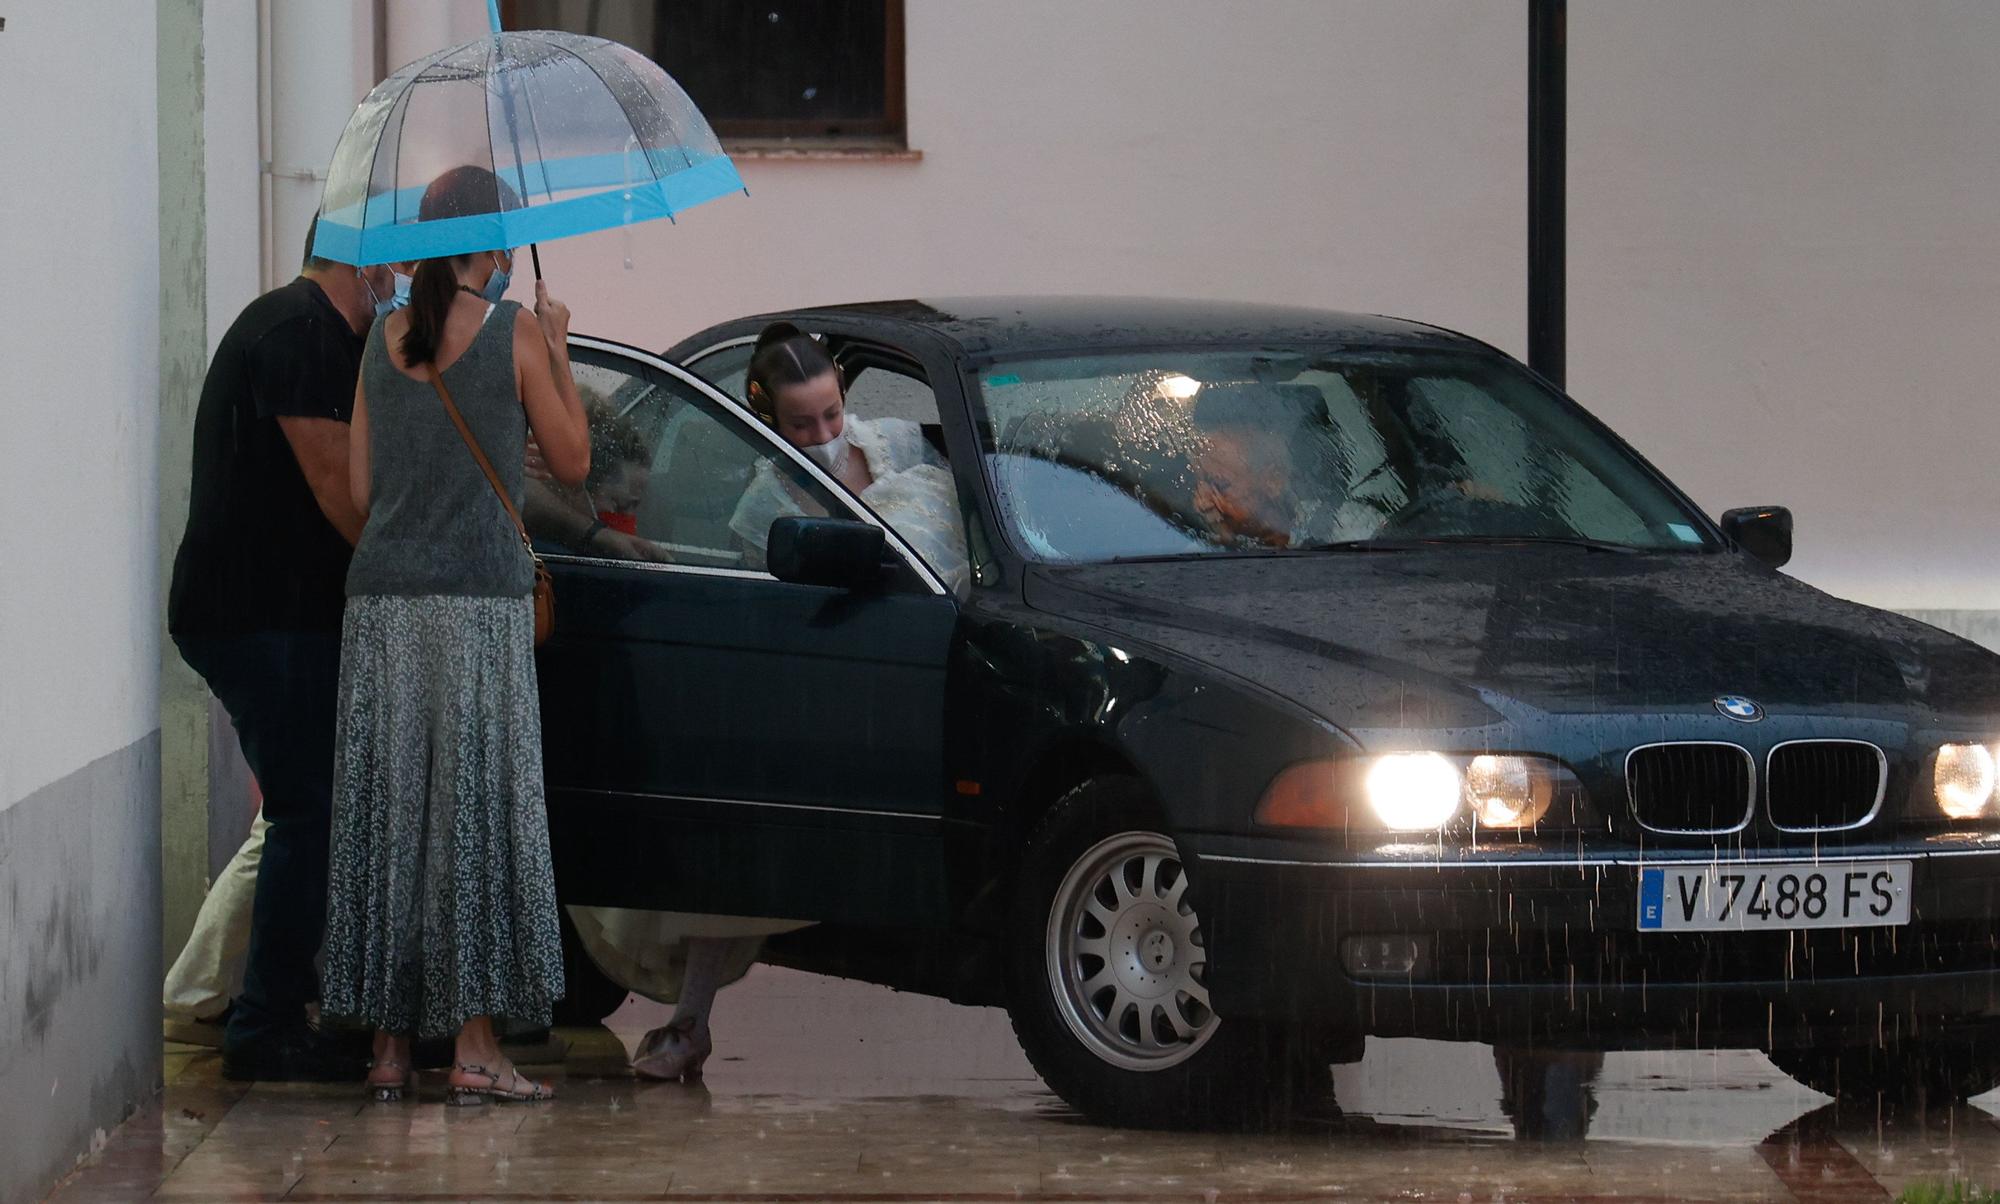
[322, 594, 564, 1038]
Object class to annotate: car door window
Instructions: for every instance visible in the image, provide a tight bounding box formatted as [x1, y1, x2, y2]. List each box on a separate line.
[841, 361, 938, 424]
[528, 351, 840, 571]
[687, 335, 950, 457]
[684, 340, 754, 401]
[683, 334, 974, 591]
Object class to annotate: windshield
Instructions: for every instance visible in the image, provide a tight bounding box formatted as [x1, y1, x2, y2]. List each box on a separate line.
[972, 347, 1715, 563]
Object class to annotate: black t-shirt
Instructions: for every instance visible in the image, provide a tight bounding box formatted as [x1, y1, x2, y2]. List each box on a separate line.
[168, 277, 365, 636]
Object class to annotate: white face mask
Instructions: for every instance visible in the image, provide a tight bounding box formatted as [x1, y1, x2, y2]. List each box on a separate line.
[801, 427, 851, 475]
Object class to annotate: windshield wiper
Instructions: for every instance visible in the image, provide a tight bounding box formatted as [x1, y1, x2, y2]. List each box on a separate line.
[1297, 538, 1431, 553]
[1105, 549, 1275, 564]
[1307, 535, 1646, 554]
[1106, 535, 1656, 563]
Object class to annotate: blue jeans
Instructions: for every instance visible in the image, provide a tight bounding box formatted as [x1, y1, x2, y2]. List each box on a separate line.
[174, 631, 342, 1051]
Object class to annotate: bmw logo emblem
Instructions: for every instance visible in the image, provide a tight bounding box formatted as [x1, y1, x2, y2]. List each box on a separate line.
[1714, 695, 1765, 723]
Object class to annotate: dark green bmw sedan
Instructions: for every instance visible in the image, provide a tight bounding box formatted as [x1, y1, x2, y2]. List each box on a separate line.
[523, 297, 2000, 1128]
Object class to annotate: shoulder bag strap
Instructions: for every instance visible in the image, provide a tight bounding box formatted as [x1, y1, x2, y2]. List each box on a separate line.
[425, 363, 536, 557]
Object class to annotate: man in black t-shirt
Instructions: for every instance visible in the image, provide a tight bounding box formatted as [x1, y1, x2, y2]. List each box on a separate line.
[169, 223, 394, 1081]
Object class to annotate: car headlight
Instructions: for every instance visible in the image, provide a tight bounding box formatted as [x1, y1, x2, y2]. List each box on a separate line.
[1935, 743, 1999, 820]
[1463, 755, 1555, 829]
[1364, 753, 1464, 830]
[1256, 753, 1569, 832]
[1254, 761, 1351, 829]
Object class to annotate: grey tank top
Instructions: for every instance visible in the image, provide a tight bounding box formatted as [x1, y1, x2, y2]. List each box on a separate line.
[347, 301, 533, 599]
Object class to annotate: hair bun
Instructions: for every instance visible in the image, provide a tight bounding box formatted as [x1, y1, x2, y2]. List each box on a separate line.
[753, 321, 806, 355]
[745, 321, 839, 424]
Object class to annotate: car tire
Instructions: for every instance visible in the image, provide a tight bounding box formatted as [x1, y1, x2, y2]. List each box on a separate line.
[1004, 775, 1331, 1130]
[551, 905, 632, 1027]
[1769, 1035, 2000, 1110]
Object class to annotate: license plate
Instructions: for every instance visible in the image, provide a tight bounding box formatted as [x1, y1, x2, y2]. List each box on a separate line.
[1636, 860, 1911, 932]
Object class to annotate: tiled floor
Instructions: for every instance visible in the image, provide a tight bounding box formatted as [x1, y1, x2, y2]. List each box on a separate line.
[42, 968, 2000, 1202]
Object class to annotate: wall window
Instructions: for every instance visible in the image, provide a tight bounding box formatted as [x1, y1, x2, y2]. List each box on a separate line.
[505, 0, 906, 149]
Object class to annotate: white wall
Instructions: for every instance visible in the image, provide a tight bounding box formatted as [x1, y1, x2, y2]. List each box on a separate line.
[2, 3, 165, 1186]
[534, 0, 1528, 359]
[1569, 1, 2000, 611]
[0, 0, 162, 811]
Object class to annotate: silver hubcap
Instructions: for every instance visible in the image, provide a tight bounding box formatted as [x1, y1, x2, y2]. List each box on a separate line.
[1045, 830, 1218, 1071]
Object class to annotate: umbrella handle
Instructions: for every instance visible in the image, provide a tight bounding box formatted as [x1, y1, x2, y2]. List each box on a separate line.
[529, 243, 543, 282]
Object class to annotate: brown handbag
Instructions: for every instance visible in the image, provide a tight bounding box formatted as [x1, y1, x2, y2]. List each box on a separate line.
[426, 364, 555, 646]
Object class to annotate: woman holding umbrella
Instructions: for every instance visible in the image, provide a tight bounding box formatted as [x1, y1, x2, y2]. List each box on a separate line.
[322, 164, 589, 1104]
[309, 25, 745, 1101]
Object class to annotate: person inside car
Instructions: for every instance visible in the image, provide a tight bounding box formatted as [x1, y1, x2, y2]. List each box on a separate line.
[1191, 423, 1304, 547]
[1188, 384, 1343, 549]
[584, 411, 652, 540]
[521, 394, 673, 562]
[727, 322, 970, 590]
[1186, 380, 1513, 547]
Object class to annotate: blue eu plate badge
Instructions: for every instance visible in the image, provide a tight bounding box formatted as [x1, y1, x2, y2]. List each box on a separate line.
[1638, 868, 1666, 930]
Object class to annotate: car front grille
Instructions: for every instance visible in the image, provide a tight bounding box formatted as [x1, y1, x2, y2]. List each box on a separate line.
[1626, 743, 1754, 834]
[1766, 740, 1886, 831]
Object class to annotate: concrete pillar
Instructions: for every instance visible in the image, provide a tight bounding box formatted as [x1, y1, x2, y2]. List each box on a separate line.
[159, 0, 211, 971]
[266, 1, 365, 278]
[386, 0, 490, 68]
[203, 0, 262, 356]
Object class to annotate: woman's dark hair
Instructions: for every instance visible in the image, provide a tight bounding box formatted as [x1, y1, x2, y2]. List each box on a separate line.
[401, 165, 521, 366]
[745, 322, 839, 424]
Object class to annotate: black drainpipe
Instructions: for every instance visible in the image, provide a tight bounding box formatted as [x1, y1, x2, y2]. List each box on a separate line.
[1528, 0, 1566, 389]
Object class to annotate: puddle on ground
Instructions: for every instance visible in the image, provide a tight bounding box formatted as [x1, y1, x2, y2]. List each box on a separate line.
[604, 965, 2000, 1146]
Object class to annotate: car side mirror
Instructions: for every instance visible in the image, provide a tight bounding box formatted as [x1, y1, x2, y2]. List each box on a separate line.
[768, 516, 890, 591]
[1720, 506, 1793, 569]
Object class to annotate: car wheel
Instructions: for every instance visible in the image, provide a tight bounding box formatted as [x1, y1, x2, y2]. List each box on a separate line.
[551, 905, 632, 1026]
[1005, 775, 1329, 1129]
[1769, 1034, 2000, 1109]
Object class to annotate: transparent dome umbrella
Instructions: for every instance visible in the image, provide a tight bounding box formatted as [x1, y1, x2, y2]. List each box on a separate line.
[311, 29, 743, 274]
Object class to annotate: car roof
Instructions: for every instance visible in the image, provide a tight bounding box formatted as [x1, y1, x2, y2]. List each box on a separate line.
[738, 296, 1486, 359]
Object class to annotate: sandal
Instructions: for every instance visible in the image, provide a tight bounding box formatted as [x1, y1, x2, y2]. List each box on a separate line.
[365, 1058, 413, 1103]
[631, 1018, 713, 1082]
[446, 1061, 555, 1105]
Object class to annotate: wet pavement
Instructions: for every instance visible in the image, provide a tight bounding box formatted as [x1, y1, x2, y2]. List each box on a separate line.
[44, 966, 2000, 1202]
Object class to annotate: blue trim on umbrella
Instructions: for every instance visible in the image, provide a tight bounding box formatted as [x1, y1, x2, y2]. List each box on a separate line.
[313, 154, 744, 265]
[324, 148, 728, 231]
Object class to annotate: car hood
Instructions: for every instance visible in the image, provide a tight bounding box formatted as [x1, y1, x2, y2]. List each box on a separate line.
[1024, 550, 2000, 730]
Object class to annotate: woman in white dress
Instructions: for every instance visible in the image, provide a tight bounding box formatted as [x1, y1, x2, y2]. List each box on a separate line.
[611, 323, 967, 1082]
[728, 323, 968, 590]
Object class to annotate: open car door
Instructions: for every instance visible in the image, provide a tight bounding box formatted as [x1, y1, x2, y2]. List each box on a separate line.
[531, 337, 959, 927]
